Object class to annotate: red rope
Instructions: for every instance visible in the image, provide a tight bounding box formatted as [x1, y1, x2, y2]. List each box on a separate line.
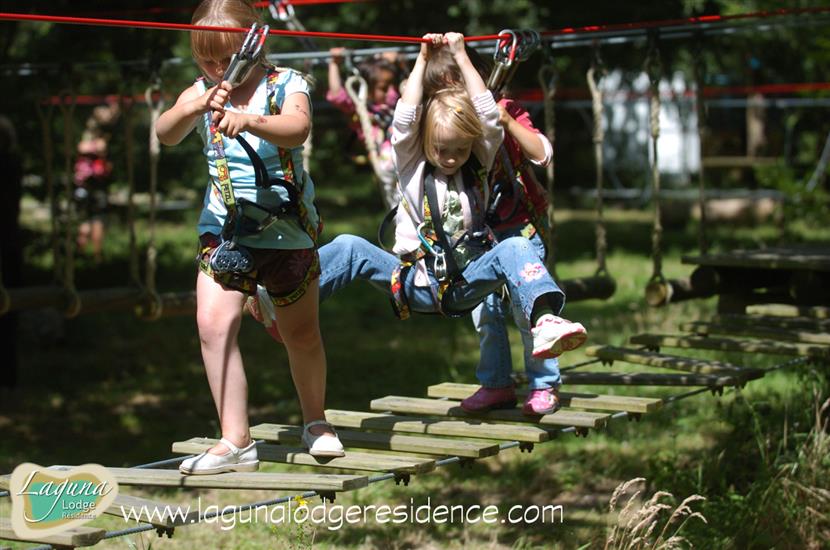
[1, 6, 828, 46]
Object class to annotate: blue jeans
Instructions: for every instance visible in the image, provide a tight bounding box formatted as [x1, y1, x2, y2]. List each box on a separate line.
[318, 233, 565, 347]
[470, 229, 561, 390]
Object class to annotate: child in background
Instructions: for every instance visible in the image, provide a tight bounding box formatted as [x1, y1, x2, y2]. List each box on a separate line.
[74, 103, 119, 263]
[327, 47, 400, 208]
[155, 0, 343, 474]
[423, 46, 564, 415]
[309, 33, 586, 400]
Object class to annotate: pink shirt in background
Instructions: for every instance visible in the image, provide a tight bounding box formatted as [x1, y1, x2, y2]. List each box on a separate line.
[491, 97, 553, 231]
[325, 85, 400, 142]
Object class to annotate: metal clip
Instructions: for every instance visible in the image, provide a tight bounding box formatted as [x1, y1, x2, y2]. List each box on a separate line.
[433, 252, 447, 281]
[269, 0, 295, 22]
[223, 23, 269, 87]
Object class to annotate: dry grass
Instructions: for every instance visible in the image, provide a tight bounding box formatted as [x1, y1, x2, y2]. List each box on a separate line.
[604, 478, 707, 550]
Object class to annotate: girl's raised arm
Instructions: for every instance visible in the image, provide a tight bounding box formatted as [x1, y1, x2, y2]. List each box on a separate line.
[444, 32, 488, 98]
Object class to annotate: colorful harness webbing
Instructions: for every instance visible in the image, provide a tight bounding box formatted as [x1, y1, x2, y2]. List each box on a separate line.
[491, 144, 549, 248]
[390, 157, 491, 320]
[206, 66, 318, 245]
[201, 66, 322, 304]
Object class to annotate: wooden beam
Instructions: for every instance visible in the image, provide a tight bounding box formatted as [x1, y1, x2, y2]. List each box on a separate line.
[370, 396, 609, 429]
[172, 438, 435, 474]
[746, 303, 830, 319]
[426, 382, 662, 414]
[0, 517, 105, 547]
[681, 321, 830, 346]
[250, 423, 499, 458]
[325, 409, 552, 443]
[560, 371, 741, 386]
[715, 313, 830, 332]
[585, 345, 764, 380]
[683, 248, 830, 272]
[630, 333, 830, 359]
[0, 466, 366, 492]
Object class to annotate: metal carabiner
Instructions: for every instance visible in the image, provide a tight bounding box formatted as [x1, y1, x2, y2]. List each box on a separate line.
[223, 23, 270, 87]
[269, 0, 295, 22]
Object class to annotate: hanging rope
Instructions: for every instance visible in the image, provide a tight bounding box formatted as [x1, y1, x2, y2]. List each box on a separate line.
[538, 47, 558, 278]
[120, 87, 142, 288]
[141, 79, 165, 320]
[57, 86, 82, 318]
[692, 33, 709, 254]
[645, 31, 664, 285]
[344, 73, 397, 209]
[587, 42, 609, 276]
[34, 90, 61, 286]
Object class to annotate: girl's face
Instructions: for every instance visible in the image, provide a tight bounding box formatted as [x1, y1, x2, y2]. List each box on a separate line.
[370, 68, 396, 104]
[195, 50, 235, 84]
[431, 126, 473, 176]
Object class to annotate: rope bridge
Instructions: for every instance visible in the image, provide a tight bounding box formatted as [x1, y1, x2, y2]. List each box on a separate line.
[1, 304, 827, 548]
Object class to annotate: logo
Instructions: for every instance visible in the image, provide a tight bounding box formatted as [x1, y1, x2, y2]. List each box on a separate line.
[9, 463, 118, 540]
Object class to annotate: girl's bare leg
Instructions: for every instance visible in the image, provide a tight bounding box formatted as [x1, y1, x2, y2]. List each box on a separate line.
[274, 281, 334, 437]
[195, 271, 250, 454]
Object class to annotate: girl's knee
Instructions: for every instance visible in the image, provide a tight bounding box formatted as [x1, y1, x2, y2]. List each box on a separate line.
[499, 236, 534, 255]
[197, 306, 240, 344]
[280, 317, 323, 351]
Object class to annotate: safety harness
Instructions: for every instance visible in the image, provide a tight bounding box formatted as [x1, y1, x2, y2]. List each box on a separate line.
[201, 24, 319, 301]
[390, 157, 493, 320]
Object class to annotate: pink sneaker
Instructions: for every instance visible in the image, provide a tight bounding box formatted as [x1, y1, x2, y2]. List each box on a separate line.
[531, 315, 587, 359]
[522, 387, 561, 415]
[460, 386, 517, 412]
[246, 294, 283, 344]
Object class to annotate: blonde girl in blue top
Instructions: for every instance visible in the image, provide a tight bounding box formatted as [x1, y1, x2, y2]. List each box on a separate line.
[156, 0, 343, 474]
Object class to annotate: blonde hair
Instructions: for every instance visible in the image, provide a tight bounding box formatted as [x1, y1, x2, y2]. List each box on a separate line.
[190, 0, 264, 62]
[422, 88, 483, 167]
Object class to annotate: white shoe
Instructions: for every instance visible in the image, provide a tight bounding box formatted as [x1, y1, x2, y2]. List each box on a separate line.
[302, 420, 345, 457]
[531, 314, 587, 359]
[179, 437, 259, 475]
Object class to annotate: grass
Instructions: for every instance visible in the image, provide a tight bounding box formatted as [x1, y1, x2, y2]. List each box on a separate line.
[1, 172, 829, 549]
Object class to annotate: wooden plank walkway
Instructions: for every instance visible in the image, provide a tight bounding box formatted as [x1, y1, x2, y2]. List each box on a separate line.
[584, 345, 764, 380]
[630, 333, 830, 359]
[370, 396, 609, 429]
[1, 517, 106, 547]
[250, 423, 500, 458]
[426, 382, 662, 414]
[680, 321, 830, 346]
[1, 466, 367, 493]
[325, 409, 552, 443]
[173, 438, 436, 474]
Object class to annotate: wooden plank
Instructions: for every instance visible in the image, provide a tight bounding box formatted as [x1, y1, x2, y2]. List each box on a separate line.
[371, 396, 609, 429]
[0, 517, 105, 547]
[5, 465, 367, 492]
[585, 345, 764, 380]
[560, 371, 741, 386]
[630, 333, 830, 359]
[172, 438, 435, 474]
[325, 409, 552, 443]
[746, 303, 830, 319]
[715, 313, 830, 332]
[426, 382, 662, 414]
[681, 321, 830, 346]
[683, 248, 830, 272]
[106, 494, 193, 528]
[250, 423, 499, 459]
